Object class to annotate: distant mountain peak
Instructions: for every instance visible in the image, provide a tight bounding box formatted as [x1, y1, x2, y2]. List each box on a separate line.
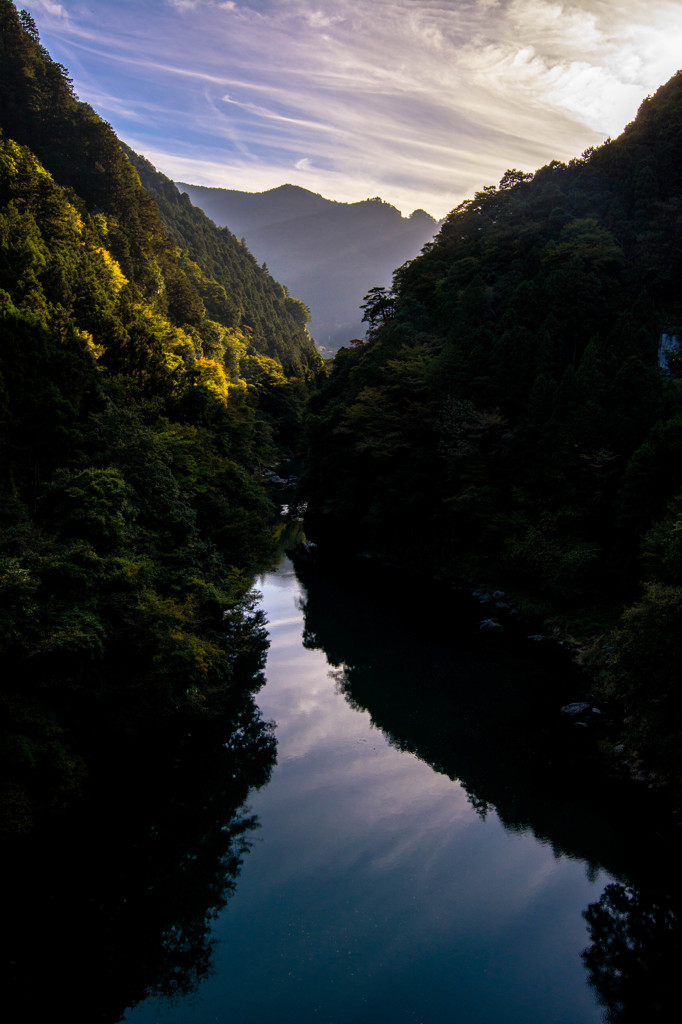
[409, 208, 437, 225]
[272, 183, 314, 194]
[178, 181, 440, 355]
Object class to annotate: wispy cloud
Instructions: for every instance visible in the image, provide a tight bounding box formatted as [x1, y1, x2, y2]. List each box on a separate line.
[23, 0, 682, 216]
[29, 0, 66, 15]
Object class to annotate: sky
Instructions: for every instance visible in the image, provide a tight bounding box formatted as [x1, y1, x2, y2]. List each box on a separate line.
[20, 0, 682, 218]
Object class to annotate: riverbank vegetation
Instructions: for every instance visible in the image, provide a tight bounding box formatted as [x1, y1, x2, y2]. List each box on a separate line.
[302, 70, 682, 794]
[0, 1, 320, 831]
[2, 0, 682, 825]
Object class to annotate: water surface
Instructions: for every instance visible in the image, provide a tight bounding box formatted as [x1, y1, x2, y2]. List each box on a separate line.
[126, 555, 619, 1024]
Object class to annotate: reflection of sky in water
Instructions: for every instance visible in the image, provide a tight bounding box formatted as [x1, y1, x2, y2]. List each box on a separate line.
[127, 558, 607, 1024]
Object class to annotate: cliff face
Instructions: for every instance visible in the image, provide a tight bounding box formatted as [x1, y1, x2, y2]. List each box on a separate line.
[177, 182, 440, 355]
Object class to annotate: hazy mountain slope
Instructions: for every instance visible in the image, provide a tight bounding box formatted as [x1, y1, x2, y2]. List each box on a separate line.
[177, 183, 439, 354]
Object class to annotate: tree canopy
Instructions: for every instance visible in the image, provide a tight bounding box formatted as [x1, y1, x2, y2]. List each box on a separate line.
[303, 69, 682, 788]
[0, 0, 320, 831]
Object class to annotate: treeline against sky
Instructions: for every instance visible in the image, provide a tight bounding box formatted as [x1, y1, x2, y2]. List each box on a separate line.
[4, 0, 682, 822]
[0, 1, 320, 831]
[303, 70, 682, 786]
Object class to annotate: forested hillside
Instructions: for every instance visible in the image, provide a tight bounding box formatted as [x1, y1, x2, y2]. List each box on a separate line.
[0, 1, 320, 831]
[4, 0, 682, 825]
[303, 71, 682, 788]
[178, 182, 439, 355]
[128, 156, 318, 378]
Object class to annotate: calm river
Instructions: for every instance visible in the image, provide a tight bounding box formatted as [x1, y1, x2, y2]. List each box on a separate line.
[122, 552, 671, 1024]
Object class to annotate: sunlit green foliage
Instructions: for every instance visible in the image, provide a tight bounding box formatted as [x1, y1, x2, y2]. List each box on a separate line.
[0, 0, 318, 830]
[124, 146, 320, 377]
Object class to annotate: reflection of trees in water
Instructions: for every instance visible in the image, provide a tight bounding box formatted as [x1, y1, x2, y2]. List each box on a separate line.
[271, 511, 307, 564]
[296, 554, 643, 870]
[582, 882, 682, 1023]
[294, 552, 682, 1024]
[2, 627, 276, 1023]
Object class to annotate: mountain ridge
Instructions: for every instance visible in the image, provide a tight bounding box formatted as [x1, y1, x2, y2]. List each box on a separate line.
[176, 181, 440, 354]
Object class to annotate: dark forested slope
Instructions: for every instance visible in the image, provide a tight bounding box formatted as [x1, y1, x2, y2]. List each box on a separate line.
[178, 182, 439, 355]
[0, 1, 318, 831]
[303, 71, 682, 786]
